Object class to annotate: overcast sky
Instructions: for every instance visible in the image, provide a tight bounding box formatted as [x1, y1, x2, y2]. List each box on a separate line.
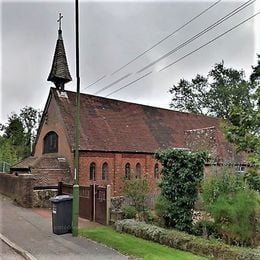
[1, 0, 259, 123]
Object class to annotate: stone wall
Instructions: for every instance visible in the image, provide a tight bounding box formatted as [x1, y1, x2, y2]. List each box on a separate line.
[0, 172, 35, 207]
[32, 189, 58, 208]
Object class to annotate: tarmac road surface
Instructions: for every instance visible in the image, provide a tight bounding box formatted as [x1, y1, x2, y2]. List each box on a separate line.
[0, 195, 127, 260]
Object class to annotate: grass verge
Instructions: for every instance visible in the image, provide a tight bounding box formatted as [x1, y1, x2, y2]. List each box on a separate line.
[79, 226, 206, 260]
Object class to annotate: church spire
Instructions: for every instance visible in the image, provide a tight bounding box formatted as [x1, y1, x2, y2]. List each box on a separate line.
[47, 13, 72, 91]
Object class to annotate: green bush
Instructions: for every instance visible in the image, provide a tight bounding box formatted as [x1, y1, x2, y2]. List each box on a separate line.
[123, 175, 149, 217]
[244, 170, 260, 192]
[202, 173, 260, 247]
[114, 219, 260, 259]
[155, 149, 209, 232]
[122, 205, 137, 219]
[192, 220, 220, 239]
[154, 195, 170, 226]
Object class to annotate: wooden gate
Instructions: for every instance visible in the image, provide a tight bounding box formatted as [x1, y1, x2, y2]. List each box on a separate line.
[79, 185, 93, 220]
[95, 186, 107, 225]
[59, 182, 108, 225]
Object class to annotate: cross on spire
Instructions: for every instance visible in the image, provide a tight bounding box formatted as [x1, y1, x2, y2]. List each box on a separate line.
[57, 13, 63, 31]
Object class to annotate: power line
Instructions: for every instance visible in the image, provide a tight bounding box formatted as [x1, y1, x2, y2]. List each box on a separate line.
[137, 0, 255, 74]
[159, 12, 259, 72]
[83, 0, 222, 90]
[94, 73, 132, 95]
[97, 0, 254, 96]
[105, 71, 153, 97]
[83, 75, 106, 90]
[110, 0, 223, 76]
[105, 11, 259, 97]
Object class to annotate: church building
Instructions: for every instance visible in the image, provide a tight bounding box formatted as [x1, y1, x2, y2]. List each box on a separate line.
[11, 20, 244, 196]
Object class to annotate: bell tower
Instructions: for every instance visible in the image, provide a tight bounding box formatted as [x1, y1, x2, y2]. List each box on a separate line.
[47, 13, 72, 91]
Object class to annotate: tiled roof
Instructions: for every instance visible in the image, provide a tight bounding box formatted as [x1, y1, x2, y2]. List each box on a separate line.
[184, 126, 246, 164]
[11, 154, 70, 170]
[47, 30, 72, 87]
[52, 88, 229, 155]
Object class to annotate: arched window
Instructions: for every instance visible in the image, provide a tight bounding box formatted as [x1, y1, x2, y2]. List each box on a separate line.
[102, 162, 108, 180]
[43, 131, 58, 153]
[125, 163, 131, 180]
[154, 163, 159, 179]
[135, 163, 141, 178]
[90, 162, 96, 181]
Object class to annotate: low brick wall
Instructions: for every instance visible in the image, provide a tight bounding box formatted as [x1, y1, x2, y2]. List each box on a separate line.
[0, 172, 35, 207]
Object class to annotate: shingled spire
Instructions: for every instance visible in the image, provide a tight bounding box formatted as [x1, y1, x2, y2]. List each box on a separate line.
[48, 13, 72, 91]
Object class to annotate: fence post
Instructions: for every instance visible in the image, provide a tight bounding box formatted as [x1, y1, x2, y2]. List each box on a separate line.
[106, 185, 111, 225]
[58, 182, 62, 195]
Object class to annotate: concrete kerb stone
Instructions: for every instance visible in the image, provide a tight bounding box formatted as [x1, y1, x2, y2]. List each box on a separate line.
[0, 233, 37, 260]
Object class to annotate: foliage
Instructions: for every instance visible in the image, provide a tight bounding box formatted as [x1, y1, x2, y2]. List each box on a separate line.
[192, 220, 220, 239]
[154, 195, 171, 226]
[0, 136, 21, 167]
[169, 61, 255, 121]
[79, 226, 205, 260]
[244, 170, 260, 192]
[250, 54, 260, 82]
[155, 149, 209, 232]
[19, 106, 42, 156]
[202, 173, 259, 247]
[123, 174, 149, 219]
[224, 100, 260, 167]
[0, 106, 41, 161]
[115, 219, 259, 259]
[122, 205, 137, 219]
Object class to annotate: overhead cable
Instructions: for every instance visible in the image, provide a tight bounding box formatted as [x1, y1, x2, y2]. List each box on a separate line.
[105, 11, 259, 97]
[137, 0, 255, 74]
[82, 0, 222, 90]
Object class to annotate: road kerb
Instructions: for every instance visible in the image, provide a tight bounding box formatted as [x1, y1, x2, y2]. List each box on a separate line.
[0, 233, 37, 260]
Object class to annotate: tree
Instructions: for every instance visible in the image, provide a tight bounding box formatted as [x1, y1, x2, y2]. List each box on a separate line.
[3, 113, 24, 146]
[19, 106, 41, 156]
[250, 54, 260, 82]
[225, 56, 260, 167]
[1, 106, 42, 160]
[169, 61, 254, 121]
[0, 136, 21, 166]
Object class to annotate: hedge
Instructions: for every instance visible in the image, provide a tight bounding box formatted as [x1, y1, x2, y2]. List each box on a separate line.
[114, 219, 260, 260]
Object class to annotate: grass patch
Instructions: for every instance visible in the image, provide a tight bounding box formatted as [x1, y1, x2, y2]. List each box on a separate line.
[79, 226, 206, 260]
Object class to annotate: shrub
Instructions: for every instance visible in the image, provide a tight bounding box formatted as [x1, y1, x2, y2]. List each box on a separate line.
[192, 220, 220, 239]
[202, 173, 260, 247]
[123, 174, 149, 218]
[114, 219, 260, 259]
[154, 195, 170, 226]
[155, 149, 209, 232]
[244, 170, 260, 192]
[122, 205, 137, 219]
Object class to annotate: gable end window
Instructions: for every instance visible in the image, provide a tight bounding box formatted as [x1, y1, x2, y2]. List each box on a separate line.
[43, 131, 58, 153]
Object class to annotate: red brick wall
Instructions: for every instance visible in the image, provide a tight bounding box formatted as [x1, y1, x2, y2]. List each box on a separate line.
[79, 151, 162, 196]
[0, 172, 35, 207]
[34, 95, 74, 167]
[32, 169, 72, 186]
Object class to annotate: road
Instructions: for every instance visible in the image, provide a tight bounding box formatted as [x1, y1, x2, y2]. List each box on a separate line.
[0, 195, 127, 260]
